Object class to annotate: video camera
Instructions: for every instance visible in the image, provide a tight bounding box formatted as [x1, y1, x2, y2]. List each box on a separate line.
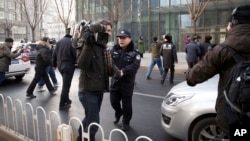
[79, 19, 109, 46]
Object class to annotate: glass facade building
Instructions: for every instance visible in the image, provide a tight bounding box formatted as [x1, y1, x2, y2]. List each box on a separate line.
[75, 0, 250, 51]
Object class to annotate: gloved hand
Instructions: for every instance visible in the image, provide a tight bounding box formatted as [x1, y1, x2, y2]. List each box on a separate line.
[187, 80, 196, 87]
[113, 65, 121, 79]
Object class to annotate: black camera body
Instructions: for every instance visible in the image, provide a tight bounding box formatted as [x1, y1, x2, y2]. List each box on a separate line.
[79, 19, 109, 46]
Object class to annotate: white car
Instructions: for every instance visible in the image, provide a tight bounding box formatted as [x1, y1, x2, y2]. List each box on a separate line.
[5, 48, 31, 81]
[161, 75, 229, 141]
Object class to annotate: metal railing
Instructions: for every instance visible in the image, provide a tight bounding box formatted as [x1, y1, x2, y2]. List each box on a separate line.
[0, 94, 152, 141]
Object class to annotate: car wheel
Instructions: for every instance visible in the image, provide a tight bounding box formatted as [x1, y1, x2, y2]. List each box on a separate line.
[191, 117, 229, 141]
[15, 75, 25, 81]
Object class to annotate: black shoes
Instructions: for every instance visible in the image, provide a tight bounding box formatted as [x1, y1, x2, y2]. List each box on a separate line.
[160, 80, 164, 84]
[146, 76, 151, 80]
[121, 124, 130, 131]
[26, 93, 36, 98]
[59, 100, 72, 109]
[49, 88, 57, 95]
[113, 113, 122, 124]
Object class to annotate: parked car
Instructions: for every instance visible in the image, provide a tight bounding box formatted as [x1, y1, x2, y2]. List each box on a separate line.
[161, 75, 229, 141]
[23, 43, 38, 63]
[5, 48, 31, 81]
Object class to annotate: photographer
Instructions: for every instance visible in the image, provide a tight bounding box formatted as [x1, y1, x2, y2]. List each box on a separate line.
[76, 19, 112, 141]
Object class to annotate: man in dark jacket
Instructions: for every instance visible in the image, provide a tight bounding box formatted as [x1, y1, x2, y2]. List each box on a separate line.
[185, 34, 201, 68]
[53, 28, 76, 109]
[76, 19, 112, 141]
[160, 33, 178, 85]
[185, 4, 250, 138]
[26, 37, 56, 98]
[110, 29, 141, 131]
[0, 38, 22, 85]
[200, 35, 213, 59]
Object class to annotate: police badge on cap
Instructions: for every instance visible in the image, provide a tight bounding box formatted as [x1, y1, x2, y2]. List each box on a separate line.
[117, 29, 131, 38]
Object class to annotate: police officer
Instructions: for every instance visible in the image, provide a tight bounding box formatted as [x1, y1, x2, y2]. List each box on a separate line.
[110, 29, 141, 131]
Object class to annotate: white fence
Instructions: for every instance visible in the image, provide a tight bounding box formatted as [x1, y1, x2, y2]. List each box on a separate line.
[0, 94, 153, 141]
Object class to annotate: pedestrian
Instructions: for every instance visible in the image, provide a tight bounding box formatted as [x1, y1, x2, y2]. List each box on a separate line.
[185, 34, 201, 68]
[146, 36, 164, 80]
[185, 4, 250, 138]
[0, 38, 23, 85]
[53, 28, 76, 109]
[37, 39, 59, 91]
[200, 35, 213, 59]
[138, 36, 145, 58]
[110, 29, 141, 131]
[76, 19, 112, 141]
[26, 37, 56, 98]
[160, 33, 178, 85]
[184, 35, 190, 45]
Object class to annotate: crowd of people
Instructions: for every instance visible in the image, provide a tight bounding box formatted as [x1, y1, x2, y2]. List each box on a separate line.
[0, 4, 249, 141]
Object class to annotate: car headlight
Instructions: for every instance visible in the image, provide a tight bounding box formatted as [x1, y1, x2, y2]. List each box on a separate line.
[163, 93, 195, 106]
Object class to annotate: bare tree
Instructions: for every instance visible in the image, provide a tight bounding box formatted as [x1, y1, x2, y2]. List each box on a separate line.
[15, 0, 49, 42]
[102, 0, 131, 38]
[54, 0, 74, 33]
[0, 19, 14, 38]
[185, 0, 210, 34]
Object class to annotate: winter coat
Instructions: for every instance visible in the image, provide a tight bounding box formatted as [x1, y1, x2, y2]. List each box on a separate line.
[77, 31, 109, 93]
[35, 40, 52, 69]
[185, 41, 201, 63]
[200, 41, 212, 59]
[0, 43, 21, 72]
[185, 24, 250, 134]
[150, 41, 161, 58]
[138, 38, 145, 54]
[53, 35, 76, 69]
[160, 42, 178, 69]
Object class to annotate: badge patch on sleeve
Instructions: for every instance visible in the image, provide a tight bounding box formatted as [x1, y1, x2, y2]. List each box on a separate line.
[136, 55, 141, 60]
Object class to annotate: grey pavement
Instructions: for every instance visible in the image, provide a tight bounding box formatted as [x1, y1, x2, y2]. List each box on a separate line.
[140, 52, 188, 74]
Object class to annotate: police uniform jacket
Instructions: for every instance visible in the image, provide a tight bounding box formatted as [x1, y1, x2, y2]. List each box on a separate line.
[110, 41, 141, 87]
[185, 24, 250, 134]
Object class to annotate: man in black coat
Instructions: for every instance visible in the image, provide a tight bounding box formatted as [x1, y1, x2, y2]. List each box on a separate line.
[53, 28, 77, 109]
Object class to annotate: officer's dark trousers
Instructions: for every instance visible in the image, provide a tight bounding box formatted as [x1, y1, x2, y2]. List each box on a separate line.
[162, 65, 175, 84]
[27, 66, 54, 94]
[58, 63, 75, 105]
[110, 82, 134, 125]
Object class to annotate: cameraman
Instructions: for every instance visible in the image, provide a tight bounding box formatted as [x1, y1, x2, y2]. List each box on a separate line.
[76, 19, 112, 141]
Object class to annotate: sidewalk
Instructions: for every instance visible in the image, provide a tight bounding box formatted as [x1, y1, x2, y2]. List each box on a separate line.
[140, 52, 188, 74]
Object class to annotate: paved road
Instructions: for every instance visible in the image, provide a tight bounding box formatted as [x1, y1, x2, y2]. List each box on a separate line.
[0, 65, 184, 141]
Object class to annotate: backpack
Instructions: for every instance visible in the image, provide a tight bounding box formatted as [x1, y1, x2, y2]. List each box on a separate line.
[222, 44, 250, 127]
